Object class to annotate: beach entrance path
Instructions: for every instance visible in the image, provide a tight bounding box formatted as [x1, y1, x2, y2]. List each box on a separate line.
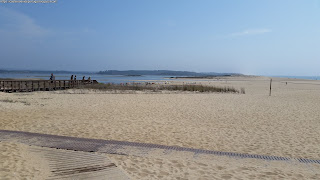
[0, 130, 131, 180]
[1, 129, 320, 179]
[29, 146, 131, 180]
[1, 129, 320, 166]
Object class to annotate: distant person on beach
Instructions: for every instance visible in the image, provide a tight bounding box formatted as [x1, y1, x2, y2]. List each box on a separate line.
[82, 76, 85, 81]
[71, 75, 73, 80]
[50, 73, 55, 83]
[74, 75, 77, 87]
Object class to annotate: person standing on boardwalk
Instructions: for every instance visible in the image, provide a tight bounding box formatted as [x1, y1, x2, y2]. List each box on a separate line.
[70, 75, 74, 87]
[74, 75, 77, 87]
[50, 73, 55, 83]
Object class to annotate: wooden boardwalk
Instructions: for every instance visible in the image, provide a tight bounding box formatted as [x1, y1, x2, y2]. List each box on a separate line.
[1, 129, 320, 165]
[30, 146, 130, 180]
[0, 80, 97, 92]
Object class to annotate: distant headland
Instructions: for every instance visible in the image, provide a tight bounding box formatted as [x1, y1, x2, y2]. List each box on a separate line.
[97, 70, 242, 76]
[0, 69, 243, 77]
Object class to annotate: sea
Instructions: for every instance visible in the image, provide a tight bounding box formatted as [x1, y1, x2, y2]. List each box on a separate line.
[0, 73, 319, 84]
[0, 73, 180, 84]
[269, 76, 320, 80]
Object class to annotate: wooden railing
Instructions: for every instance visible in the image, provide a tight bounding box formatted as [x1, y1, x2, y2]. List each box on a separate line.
[0, 80, 96, 92]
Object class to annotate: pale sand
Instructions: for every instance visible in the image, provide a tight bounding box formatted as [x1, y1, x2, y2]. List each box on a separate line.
[109, 154, 320, 180]
[1, 76, 320, 179]
[0, 141, 50, 180]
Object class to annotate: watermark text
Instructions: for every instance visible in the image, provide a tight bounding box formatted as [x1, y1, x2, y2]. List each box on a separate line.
[1, 0, 56, 3]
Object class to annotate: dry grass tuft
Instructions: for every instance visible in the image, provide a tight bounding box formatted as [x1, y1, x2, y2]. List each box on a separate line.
[78, 83, 244, 94]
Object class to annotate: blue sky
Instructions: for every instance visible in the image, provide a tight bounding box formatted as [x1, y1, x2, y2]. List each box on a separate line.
[0, 0, 319, 75]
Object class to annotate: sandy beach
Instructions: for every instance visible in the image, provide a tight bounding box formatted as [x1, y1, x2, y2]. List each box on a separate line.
[1, 76, 320, 179]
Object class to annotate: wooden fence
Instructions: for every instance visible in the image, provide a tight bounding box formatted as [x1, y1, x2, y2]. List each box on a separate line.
[0, 80, 96, 92]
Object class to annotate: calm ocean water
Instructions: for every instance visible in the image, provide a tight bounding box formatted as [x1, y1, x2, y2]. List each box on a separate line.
[1, 73, 319, 83]
[0, 73, 177, 84]
[271, 76, 320, 80]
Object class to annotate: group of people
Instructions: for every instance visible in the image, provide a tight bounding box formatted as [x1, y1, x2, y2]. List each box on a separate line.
[49, 74, 91, 82]
[70, 75, 91, 81]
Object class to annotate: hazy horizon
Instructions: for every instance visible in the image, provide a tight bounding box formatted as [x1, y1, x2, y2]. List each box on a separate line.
[1, 0, 320, 76]
[1, 68, 320, 78]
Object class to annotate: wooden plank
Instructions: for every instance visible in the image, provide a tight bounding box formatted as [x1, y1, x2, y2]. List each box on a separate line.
[2, 129, 320, 166]
[0, 80, 95, 93]
[29, 146, 131, 180]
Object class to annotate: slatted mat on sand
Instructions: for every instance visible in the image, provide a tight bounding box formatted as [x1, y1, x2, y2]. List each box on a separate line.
[28, 146, 131, 180]
[1, 129, 320, 165]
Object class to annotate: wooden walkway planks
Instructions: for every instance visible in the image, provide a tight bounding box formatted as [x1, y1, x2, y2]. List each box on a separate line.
[0, 80, 96, 92]
[29, 146, 131, 180]
[1, 129, 320, 165]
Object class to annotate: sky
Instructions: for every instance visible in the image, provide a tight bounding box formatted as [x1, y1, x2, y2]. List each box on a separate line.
[0, 0, 320, 76]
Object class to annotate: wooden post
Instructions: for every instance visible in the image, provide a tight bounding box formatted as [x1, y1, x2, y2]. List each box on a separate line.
[38, 81, 40, 91]
[64, 81, 66, 89]
[32, 81, 34, 91]
[44, 81, 46, 91]
[11, 81, 13, 91]
[269, 79, 272, 96]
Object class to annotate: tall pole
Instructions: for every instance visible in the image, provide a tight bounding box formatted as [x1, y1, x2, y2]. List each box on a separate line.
[269, 79, 272, 96]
